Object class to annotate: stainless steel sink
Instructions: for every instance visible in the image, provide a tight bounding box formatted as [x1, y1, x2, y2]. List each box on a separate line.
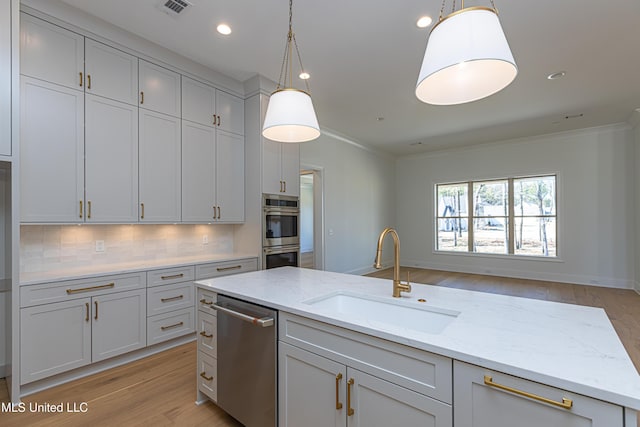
[303, 291, 459, 334]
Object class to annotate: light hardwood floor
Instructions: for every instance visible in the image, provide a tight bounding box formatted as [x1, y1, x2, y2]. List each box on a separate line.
[1, 267, 639, 426]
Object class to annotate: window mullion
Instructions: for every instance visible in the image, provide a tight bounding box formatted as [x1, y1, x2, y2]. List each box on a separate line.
[508, 178, 515, 254]
[467, 181, 473, 252]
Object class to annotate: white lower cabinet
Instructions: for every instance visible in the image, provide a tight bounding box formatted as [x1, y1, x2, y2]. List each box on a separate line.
[453, 361, 623, 427]
[278, 313, 453, 427]
[20, 287, 146, 383]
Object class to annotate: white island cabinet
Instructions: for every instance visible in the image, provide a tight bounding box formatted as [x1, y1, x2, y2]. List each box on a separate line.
[194, 268, 640, 427]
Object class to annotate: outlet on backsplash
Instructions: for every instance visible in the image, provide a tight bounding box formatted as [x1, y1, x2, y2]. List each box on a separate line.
[202, 235, 209, 245]
[95, 240, 105, 252]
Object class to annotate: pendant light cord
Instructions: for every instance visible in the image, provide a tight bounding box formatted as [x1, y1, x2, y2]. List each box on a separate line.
[275, 0, 311, 93]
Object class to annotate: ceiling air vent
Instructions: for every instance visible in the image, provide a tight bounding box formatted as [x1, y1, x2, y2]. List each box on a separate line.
[160, 0, 192, 16]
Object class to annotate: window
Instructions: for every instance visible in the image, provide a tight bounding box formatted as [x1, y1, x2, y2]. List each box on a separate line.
[436, 175, 557, 257]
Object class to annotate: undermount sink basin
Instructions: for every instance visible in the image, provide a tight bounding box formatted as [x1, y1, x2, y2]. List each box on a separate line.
[303, 291, 460, 334]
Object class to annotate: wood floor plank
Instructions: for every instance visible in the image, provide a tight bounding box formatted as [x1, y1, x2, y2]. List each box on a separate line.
[1, 267, 639, 426]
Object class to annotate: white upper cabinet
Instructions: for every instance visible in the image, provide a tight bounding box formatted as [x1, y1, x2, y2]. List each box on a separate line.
[263, 140, 300, 196]
[20, 77, 84, 223]
[20, 13, 84, 91]
[182, 76, 244, 135]
[0, 0, 11, 156]
[85, 94, 139, 223]
[139, 59, 181, 117]
[84, 39, 138, 105]
[215, 130, 245, 222]
[139, 109, 181, 222]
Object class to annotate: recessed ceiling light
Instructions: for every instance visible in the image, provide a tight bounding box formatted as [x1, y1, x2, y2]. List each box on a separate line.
[217, 24, 232, 35]
[299, 72, 310, 80]
[547, 71, 566, 80]
[376, 117, 384, 122]
[416, 16, 433, 28]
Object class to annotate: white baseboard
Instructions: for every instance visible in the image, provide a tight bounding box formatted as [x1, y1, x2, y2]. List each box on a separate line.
[19, 334, 195, 398]
[404, 259, 636, 290]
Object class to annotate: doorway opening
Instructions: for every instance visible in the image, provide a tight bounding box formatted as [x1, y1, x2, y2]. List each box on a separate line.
[300, 167, 324, 270]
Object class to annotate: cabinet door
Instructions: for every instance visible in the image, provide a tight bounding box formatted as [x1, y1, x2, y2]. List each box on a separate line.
[91, 289, 146, 362]
[85, 38, 138, 105]
[182, 76, 215, 127]
[348, 367, 452, 427]
[216, 90, 244, 135]
[216, 130, 244, 222]
[262, 139, 283, 195]
[139, 109, 181, 222]
[453, 361, 623, 427]
[181, 120, 215, 222]
[85, 94, 138, 223]
[279, 342, 347, 427]
[20, 13, 84, 90]
[0, 0, 10, 155]
[280, 142, 300, 197]
[139, 59, 180, 117]
[20, 298, 91, 384]
[20, 77, 84, 223]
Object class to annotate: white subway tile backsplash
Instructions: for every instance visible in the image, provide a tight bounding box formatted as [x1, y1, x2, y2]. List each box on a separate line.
[20, 224, 235, 274]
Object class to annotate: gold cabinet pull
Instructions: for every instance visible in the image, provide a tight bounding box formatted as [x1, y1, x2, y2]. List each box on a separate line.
[161, 294, 184, 303]
[283, 181, 286, 193]
[140, 202, 145, 219]
[217, 206, 221, 219]
[79, 72, 83, 87]
[94, 301, 99, 320]
[200, 371, 213, 381]
[87, 74, 91, 89]
[85, 302, 89, 322]
[483, 376, 573, 410]
[216, 265, 242, 272]
[335, 373, 343, 410]
[140, 91, 144, 104]
[347, 378, 354, 416]
[161, 321, 184, 331]
[217, 115, 221, 126]
[212, 115, 216, 126]
[87, 200, 92, 219]
[161, 273, 184, 280]
[199, 331, 213, 338]
[79, 200, 83, 218]
[66, 282, 115, 294]
[199, 298, 213, 305]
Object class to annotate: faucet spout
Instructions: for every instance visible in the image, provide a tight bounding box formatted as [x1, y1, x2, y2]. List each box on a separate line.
[373, 228, 411, 298]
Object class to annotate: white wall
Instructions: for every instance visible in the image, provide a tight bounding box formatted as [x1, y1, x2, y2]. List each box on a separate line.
[633, 115, 640, 293]
[301, 133, 396, 275]
[396, 124, 636, 289]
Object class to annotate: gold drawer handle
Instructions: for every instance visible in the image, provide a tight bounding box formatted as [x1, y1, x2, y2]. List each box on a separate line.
[200, 371, 213, 382]
[161, 321, 184, 331]
[67, 282, 115, 294]
[484, 376, 573, 409]
[335, 373, 343, 410]
[347, 378, 354, 416]
[216, 265, 242, 272]
[199, 331, 213, 338]
[161, 295, 184, 303]
[161, 273, 184, 280]
[199, 298, 213, 305]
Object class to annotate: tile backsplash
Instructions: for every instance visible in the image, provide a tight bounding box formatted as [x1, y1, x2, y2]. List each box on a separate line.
[20, 224, 235, 274]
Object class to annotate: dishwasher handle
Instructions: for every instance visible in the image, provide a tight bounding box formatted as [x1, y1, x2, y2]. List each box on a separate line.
[211, 302, 274, 327]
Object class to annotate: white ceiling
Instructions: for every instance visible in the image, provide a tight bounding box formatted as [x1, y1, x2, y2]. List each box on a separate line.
[57, 0, 640, 155]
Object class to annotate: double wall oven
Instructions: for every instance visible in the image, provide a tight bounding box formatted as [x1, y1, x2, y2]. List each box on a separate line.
[262, 194, 300, 269]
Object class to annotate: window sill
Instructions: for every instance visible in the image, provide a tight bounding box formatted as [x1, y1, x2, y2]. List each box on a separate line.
[433, 250, 564, 263]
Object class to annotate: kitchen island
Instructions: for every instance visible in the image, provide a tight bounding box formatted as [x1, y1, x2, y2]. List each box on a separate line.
[195, 267, 640, 426]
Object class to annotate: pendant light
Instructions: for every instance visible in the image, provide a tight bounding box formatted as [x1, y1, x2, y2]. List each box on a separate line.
[262, 0, 320, 143]
[416, 0, 517, 105]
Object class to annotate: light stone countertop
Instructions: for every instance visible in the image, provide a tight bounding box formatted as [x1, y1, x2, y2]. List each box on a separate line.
[195, 266, 640, 410]
[20, 253, 259, 285]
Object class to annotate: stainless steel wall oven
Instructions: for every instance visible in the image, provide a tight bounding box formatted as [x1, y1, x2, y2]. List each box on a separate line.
[262, 194, 300, 269]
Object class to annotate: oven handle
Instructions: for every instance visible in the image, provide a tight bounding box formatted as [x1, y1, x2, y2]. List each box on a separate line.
[211, 303, 274, 327]
[263, 207, 299, 215]
[264, 246, 299, 255]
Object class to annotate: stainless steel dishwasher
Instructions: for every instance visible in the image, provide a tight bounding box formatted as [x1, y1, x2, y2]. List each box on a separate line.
[213, 294, 277, 427]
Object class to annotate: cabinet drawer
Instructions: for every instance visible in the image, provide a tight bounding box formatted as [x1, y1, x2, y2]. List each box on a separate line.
[147, 307, 195, 346]
[453, 361, 623, 427]
[147, 266, 195, 287]
[197, 287, 217, 316]
[147, 282, 194, 316]
[20, 272, 146, 308]
[198, 351, 217, 402]
[280, 312, 452, 404]
[197, 310, 217, 357]
[195, 258, 257, 280]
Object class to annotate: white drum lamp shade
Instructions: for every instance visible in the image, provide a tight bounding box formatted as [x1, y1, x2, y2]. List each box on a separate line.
[263, 89, 320, 143]
[416, 7, 517, 105]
